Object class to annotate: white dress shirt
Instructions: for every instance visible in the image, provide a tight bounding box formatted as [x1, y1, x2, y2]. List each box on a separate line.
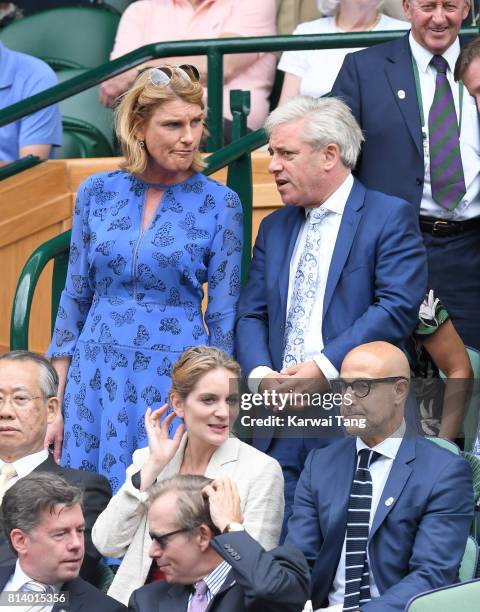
[0, 450, 49, 489]
[409, 34, 480, 221]
[1, 559, 59, 612]
[187, 561, 232, 609]
[327, 422, 406, 608]
[249, 174, 354, 392]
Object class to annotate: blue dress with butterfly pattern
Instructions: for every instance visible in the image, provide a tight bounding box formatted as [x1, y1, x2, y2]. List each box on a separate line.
[47, 170, 243, 493]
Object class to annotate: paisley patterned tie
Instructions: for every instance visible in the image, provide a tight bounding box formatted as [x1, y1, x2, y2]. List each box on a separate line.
[283, 206, 330, 368]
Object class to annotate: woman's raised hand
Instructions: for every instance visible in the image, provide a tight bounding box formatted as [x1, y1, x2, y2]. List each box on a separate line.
[139, 404, 185, 491]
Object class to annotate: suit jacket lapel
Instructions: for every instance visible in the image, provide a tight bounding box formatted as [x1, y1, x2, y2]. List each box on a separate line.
[323, 179, 364, 318]
[384, 34, 423, 157]
[369, 436, 415, 540]
[278, 206, 305, 322]
[167, 583, 192, 611]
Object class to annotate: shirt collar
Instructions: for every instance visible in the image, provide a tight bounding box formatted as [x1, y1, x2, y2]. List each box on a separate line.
[0, 450, 49, 479]
[200, 560, 232, 597]
[305, 173, 353, 219]
[409, 32, 460, 74]
[10, 559, 59, 592]
[356, 420, 406, 460]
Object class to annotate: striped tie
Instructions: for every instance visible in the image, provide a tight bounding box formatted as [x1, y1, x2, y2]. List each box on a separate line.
[343, 449, 381, 612]
[428, 54, 466, 212]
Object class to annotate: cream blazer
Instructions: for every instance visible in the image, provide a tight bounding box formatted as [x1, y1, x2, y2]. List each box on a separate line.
[92, 434, 285, 605]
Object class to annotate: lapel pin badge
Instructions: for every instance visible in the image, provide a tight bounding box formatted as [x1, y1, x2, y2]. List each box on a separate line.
[397, 90, 406, 100]
[385, 496, 395, 507]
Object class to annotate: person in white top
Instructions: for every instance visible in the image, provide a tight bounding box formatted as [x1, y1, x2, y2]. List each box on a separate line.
[92, 345, 284, 605]
[0, 472, 125, 612]
[278, 0, 409, 103]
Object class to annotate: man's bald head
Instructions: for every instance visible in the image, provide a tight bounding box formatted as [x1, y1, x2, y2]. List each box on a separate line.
[340, 342, 410, 446]
[341, 342, 410, 380]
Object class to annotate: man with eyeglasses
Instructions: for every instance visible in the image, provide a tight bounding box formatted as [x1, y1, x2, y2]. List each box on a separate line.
[128, 474, 310, 611]
[285, 341, 473, 612]
[0, 350, 111, 585]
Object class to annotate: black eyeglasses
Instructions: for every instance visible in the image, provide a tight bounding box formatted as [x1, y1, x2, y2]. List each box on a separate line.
[331, 377, 409, 398]
[149, 527, 191, 550]
[139, 64, 200, 87]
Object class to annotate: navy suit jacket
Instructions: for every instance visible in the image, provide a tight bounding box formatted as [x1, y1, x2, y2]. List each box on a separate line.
[285, 436, 473, 612]
[236, 178, 427, 382]
[331, 33, 426, 210]
[128, 531, 310, 612]
[0, 565, 126, 611]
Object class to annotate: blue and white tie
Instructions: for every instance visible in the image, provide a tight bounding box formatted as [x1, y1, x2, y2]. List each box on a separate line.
[283, 206, 330, 368]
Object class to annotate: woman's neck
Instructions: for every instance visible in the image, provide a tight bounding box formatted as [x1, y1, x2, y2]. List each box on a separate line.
[335, 3, 380, 32]
[180, 438, 216, 475]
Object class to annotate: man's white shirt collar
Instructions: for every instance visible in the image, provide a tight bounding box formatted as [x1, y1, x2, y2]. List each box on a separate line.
[409, 32, 460, 74]
[356, 420, 406, 460]
[0, 450, 49, 480]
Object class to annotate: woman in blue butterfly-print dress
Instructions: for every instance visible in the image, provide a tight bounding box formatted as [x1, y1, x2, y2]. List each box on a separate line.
[46, 65, 243, 493]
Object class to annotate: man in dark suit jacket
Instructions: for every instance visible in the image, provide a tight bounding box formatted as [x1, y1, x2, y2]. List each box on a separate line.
[286, 341, 473, 612]
[331, 0, 480, 349]
[0, 472, 125, 611]
[235, 95, 427, 534]
[128, 474, 310, 611]
[0, 350, 111, 583]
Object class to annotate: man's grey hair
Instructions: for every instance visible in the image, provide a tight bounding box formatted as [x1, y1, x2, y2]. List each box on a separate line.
[265, 96, 364, 169]
[2, 473, 83, 547]
[149, 474, 220, 536]
[0, 350, 58, 399]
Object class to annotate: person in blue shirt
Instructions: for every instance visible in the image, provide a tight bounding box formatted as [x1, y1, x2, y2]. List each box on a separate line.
[0, 41, 62, 164]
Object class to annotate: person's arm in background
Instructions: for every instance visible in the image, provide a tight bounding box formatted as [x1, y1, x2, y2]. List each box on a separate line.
[278, 72, 301, 105]
[17, 59, 62, 157]
[420, 319, 473, 440]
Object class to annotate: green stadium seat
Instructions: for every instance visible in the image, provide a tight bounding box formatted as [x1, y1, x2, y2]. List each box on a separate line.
[54, 69, 115, 158]
[0, 7, 119, 70]
[406, 578, 480, 611]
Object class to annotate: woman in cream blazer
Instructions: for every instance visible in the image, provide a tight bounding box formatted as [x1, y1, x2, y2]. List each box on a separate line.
[92, 346, 284, 605]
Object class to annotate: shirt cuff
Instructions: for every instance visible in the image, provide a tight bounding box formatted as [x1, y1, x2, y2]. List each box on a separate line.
[313, 354, 339, 381]
[248, 366, 275, 393]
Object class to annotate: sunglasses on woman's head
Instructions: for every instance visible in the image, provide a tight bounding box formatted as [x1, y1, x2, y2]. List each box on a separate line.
[141, 64, 200, 87]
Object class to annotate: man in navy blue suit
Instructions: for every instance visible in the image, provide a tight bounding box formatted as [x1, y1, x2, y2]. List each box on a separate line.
[286, 341, 473, 612]
[331, 0, 480, 350]
[235, 96, 427, 536]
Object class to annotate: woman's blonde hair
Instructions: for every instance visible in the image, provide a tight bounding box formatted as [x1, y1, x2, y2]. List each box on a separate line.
[170, 346, 241, 402]
[115, 65, 206, 175]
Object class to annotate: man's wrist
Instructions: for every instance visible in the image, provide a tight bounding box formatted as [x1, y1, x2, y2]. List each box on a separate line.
[222, 521, 245, 534]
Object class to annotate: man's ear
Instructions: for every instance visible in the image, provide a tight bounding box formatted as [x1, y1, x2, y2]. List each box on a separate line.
[323, 143, 341, 170]
[46, 397, 59, 425]
[196, 524, 213, 552]
[394, 378, 410, 405]
[10, 529, 29, 556]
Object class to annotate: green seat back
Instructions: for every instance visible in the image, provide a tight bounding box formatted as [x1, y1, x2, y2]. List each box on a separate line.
[56, 69, 115, 153]
[406, 578, 480, 611]
[459, 536, 479, 582]
[0, 7, 119, 70]
[55, 118, 114, 159]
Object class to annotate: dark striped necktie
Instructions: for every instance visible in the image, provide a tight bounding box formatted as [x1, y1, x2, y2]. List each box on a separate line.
[343, 448, 381, 612]
[428, 54, 466, 212]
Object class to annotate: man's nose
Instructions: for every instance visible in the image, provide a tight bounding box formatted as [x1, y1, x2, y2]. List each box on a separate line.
[268, 154, 282, 174]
